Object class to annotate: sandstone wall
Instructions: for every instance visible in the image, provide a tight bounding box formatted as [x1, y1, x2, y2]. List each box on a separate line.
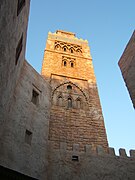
[118, 31, 135, 108]
[42, 30, 108, 152]
[0, 61, 50, 179]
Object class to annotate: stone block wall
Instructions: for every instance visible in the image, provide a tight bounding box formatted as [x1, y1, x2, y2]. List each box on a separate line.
[42, 30, 108, 152]
[41, 30, 94, 82]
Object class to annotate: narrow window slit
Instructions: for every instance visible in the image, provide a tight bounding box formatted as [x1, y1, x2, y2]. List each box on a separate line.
[64, 61, 67, 66]
[68, 97, 72, 108]
[63, 47, 66, 52]
[71, 62, 74, 67]
[31, 89, 39, 105]
[15, 34, 23, 65]
[17, 0, 26, 16]
[25, 130, 32, 145]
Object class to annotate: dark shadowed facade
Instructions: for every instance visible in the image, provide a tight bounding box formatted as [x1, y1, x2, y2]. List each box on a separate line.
[118, 31, 135, 108]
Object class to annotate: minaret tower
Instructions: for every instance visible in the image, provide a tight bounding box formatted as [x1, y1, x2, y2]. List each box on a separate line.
[42, 30, 108, 152]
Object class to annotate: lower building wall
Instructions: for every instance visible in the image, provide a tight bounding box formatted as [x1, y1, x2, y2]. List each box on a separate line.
[0, 60, 50, 179]
[47, 143, 135, 180]
[0, 60, 135, 180]
[0, 0, 30, 130]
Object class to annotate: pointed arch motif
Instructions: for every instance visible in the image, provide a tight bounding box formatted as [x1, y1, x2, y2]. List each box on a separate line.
[55, 44, 61, 51]
[57, 95, 63, 106]
[52, 81, 88, 104]
[54, 41, 82, 55]
[70, 47, 75, 54]
[63, 45, 68, 52]
[76, 48, 82, 54]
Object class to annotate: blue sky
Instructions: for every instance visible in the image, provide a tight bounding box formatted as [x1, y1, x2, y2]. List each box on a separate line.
[26, 0, 135, 155]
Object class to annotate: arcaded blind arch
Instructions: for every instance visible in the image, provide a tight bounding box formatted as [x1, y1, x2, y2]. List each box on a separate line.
[57, 96, 63, 106]
[76, 98, 81, 109]
[51, 82, 88, 110]
[67, 97, 72, 108]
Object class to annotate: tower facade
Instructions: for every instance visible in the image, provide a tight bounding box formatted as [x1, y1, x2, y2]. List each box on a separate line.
[42, 30, 108, 152]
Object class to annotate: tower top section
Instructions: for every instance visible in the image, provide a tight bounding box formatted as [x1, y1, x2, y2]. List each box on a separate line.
[48, 30, 88, 45]
[56, 30, 76, 38]
[46, 30, 91, 60]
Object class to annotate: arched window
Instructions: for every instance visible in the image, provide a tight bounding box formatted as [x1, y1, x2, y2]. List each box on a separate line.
[67, 98, 72, 108]
[67, 85, 72, 90]
[71, 62, 74, 67]
[64, 61, 67, 66]
[63, 46, 67, 52]
[76, 99, 81, 109]
[70, 49, 73, 53]
[58, 96, 63, 106]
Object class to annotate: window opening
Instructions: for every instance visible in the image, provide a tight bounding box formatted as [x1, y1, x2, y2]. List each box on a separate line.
[17, 0, 25, 16]
[63, 47, 67, 52]
[71, 49, 73, 53]
[71, 62, 74, 67]
[67, 85, 72, 90]
[15, 34, 23, 65]
[68, 98, 72, 108]
[25, 130, 32, 145]
[31, 89, 39, 105]
[72, 155, 79, 161]
[64, 61, 67, 66]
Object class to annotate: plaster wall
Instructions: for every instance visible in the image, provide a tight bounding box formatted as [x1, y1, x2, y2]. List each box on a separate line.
[0, 61, 50, 179]
[48, 143, 135, 180]
[0, 0, 30, 128]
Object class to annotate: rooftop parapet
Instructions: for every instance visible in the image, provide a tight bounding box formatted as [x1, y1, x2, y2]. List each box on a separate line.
[56, 30, 76, 38]
[57, 142, 135, 158]
[48, 31, 88, 45]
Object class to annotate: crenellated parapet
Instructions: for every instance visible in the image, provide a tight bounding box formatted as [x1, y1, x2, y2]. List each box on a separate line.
[46, 31, 92, 59]
[48, 142, 135, 179]
[48, 31, 88, 44]
[49, 142, 135, 159]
